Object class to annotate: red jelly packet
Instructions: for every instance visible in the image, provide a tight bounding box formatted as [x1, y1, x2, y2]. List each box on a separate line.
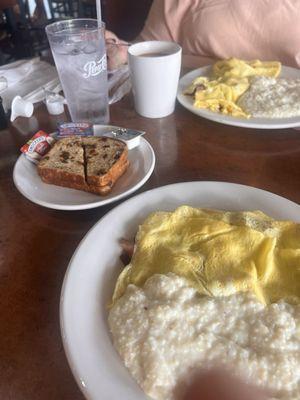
[20, 130, 55, 163]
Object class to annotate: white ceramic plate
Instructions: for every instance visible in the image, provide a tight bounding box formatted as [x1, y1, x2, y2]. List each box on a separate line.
[60, 181, 300, 400]
[13, 136, 155, 210]
[177, 65, 300, 129]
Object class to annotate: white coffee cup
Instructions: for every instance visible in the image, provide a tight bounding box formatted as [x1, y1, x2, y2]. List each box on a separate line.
[128, 41, 182, 118]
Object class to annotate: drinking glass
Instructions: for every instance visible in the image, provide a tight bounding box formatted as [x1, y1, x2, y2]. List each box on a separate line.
[46, 19, 109, 124]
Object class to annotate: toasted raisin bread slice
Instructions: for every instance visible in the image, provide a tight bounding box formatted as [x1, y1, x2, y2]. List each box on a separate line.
[37, 136, 129, 195]
[83, 136, 128, 188]
[37, 137, 86, 187]
[86, 160, 128, 195]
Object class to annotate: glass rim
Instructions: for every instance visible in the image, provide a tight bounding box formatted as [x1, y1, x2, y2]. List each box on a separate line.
[46, 18, 105, 36]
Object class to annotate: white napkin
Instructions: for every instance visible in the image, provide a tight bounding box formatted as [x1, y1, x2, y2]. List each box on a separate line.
[0, 77, 7, 91]
[23, 78, 61, 103]
[0, 58, 41, 85]
[108, 65, 131, 104]
[0, 58, 59, 111]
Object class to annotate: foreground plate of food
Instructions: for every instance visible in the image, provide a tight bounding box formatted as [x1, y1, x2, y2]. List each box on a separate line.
[13, 135, 155, 210]
[60, 181, 300, 400]
[177, 64, 300, 129]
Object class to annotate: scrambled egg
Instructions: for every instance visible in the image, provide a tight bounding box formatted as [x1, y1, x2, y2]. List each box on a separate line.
[184, 58, 281, 118]
[112, 206, 300, 305]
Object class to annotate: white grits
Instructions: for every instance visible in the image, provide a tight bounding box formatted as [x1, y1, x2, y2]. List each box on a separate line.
[108, 273, 300, 400]
[238, 76, 300, 118]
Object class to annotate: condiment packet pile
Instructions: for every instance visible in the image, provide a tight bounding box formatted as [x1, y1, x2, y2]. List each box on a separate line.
[20, 123, 145, 164]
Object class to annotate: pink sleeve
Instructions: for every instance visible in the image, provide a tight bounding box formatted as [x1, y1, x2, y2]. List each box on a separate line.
[140, 0, 191, 42]
[140, 0, 300, 69]
[140, 0, 173, 41]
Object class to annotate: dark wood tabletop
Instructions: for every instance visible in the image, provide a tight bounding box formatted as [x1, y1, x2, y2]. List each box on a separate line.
[1, 94, 300, 400]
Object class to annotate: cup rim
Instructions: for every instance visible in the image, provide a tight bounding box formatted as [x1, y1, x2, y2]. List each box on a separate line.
[46, 18, 105, 36]
[128, 40, 182, 58]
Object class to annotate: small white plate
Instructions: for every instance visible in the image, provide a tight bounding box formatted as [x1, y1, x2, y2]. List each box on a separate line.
[60, 181, 300, 400]
[13, 136, 155, 210]
[177, 65, 300, 129]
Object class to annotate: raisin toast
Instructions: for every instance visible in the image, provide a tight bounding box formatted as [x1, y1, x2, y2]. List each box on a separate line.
[37, 136, 129, 195]
[37, 136, 86, 190]
[83, 136, 128, 188]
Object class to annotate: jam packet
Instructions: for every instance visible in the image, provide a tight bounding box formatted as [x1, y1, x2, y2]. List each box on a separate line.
[57, 122, 93, 137]
[20, 130, 55, 163]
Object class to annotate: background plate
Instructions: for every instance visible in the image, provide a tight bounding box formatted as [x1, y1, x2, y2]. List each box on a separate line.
[13, 136, 155, 210]
[60, 181, 300, 400]
[177, 65, 300, 129]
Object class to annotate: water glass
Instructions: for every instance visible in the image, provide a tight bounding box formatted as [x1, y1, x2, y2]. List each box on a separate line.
[46, 19, 109, 124]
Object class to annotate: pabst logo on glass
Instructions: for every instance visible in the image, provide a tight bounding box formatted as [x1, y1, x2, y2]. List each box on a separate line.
[83, 55, 107, 79]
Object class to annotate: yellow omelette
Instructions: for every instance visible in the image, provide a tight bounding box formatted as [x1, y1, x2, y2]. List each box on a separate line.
[184, 58, 281, 118]
[112, 206, 300, 305]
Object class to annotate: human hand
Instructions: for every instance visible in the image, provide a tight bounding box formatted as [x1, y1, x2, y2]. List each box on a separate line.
[105, 30, 129, 71]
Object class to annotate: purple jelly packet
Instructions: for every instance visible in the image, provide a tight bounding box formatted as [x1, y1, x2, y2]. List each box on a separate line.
[57, 122, 93, 137]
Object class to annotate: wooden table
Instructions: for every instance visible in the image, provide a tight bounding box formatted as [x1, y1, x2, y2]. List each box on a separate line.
[1, 95, 300, 399]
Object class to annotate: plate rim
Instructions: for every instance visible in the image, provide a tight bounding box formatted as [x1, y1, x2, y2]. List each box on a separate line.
[177, 64, 300, 129]
[12, 136, 156, 211]
[59, 180, 300, 400]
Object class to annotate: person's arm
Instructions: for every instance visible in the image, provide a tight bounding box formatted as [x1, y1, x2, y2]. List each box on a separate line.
[105, 0, 172, 70]
[105, 0, 190, 70]
[105, 30, 130, 71]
